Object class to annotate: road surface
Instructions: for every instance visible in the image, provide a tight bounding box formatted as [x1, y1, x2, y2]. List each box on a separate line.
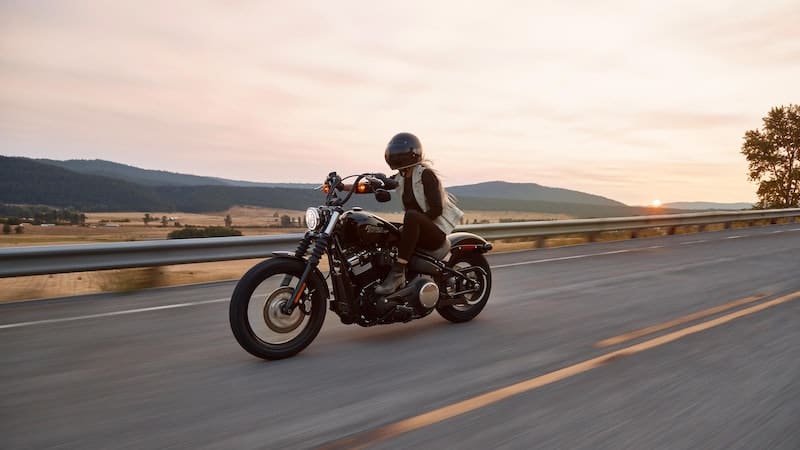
[2, 223, 799, 449]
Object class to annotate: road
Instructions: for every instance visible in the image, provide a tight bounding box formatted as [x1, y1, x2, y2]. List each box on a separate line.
[2, 223, 799, 449]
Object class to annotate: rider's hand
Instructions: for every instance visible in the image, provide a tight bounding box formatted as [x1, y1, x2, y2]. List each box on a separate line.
[373, 173, 398, 190]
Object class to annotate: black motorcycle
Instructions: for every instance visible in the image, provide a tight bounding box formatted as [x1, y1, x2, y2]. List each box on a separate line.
[229, 171, 492, 360]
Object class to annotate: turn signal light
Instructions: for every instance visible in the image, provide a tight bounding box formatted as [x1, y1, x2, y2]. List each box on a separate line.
[356, 183, 368, 193]
[322, 184, 330, 194]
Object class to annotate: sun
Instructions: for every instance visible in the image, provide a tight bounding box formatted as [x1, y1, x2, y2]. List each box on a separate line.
[650, 199, 663, 207]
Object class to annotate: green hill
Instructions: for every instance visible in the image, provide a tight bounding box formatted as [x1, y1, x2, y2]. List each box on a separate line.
[37, 158, 316, 188]
[0, 156, 171, 211]
[449, 181, 625, 206]
[1, 155, 688, 217]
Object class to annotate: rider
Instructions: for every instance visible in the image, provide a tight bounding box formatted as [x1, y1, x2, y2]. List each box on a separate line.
[374, 132, 464, 295]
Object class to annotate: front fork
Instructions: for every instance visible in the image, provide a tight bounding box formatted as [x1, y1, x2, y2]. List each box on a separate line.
[280, 211, 340, 314]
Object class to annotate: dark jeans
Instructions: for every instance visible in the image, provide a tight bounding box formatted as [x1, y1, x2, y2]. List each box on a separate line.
[398, 209, 446, 262]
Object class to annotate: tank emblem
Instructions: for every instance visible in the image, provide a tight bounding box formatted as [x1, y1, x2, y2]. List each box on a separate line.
[364, 225, 387, 234]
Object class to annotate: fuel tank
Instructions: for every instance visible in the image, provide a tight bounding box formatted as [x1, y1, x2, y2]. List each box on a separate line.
[337, 210, 400, 247]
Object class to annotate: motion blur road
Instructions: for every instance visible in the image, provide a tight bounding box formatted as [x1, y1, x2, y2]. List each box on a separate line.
[2, 223, 799, 449]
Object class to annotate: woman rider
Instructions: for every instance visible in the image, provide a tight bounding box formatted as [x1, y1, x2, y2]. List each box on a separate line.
[373, 132, 463, 295]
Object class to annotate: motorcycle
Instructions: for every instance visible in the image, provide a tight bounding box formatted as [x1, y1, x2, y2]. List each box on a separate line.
[229, 171, 493, 360]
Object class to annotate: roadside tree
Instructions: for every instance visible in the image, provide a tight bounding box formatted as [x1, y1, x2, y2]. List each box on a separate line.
[741, 104, 800, 208]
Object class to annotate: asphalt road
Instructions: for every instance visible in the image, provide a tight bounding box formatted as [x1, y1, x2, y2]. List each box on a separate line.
[2, 223, 799, 449]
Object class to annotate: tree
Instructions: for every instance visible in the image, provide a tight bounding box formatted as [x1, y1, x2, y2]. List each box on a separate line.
[280, 214, 292, 227]
[15, 225, 23, 234]
[142, 213, 153, 225]
[224, 214, 232, 228]
[741, 104, 800, 208]
[161, 215, 168, 227]
[2, 223, 10, 234]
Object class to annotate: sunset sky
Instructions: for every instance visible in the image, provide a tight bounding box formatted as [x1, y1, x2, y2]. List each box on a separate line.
[2, 1, 799, 205]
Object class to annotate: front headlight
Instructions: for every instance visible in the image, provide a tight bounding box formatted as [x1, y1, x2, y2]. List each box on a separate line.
[305, 207, 321, 231]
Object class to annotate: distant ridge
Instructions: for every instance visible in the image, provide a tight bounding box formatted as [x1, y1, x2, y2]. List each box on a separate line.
[663, 201, 753, 210]
[1, 155, 707, 217]
[1, 156, 169, 210]
[448, 181, 626, 207]
[37, 158, 316, 189]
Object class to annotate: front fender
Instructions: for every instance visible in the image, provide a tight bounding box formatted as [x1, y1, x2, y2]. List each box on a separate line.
[447, 232, 493, 254]
[270, 253, 331, 300]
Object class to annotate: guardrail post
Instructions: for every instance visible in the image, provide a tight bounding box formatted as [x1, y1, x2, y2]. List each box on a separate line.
[630, 230, 639, 239]
[667, 226, 676, 235]
[724, 222, 732, 230]
[587, 232, 597, 242]
[536, 236, 546, 248]
[698, 224, 707, 233]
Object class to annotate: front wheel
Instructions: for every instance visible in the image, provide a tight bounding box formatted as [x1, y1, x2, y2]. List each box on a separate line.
[437, 253, 492, 323]
[229, 258, 327, 360]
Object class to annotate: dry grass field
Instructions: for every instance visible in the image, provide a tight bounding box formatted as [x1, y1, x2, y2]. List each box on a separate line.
[3, 207, 791, 303]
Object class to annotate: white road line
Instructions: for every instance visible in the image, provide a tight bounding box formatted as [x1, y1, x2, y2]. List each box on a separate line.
[771, 230, 785, 234]
[492, 249, 638, 269]
[725, 235, 743, 239]
[0, 298, 228, 330]
[680, 240, 708, 245]
[791, 228, 800, 232]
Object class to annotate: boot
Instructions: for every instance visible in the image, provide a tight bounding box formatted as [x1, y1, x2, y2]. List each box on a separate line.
[374, 262, 406, 295]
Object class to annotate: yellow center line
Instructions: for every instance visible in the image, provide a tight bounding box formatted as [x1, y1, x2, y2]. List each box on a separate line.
[318, 290, 800, 450]
[594, 294, 767, 348]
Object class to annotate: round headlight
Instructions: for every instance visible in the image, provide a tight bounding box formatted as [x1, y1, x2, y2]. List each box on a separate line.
[305, 207, 320, 231]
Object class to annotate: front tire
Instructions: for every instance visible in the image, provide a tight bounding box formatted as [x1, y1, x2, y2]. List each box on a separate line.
[437, 253, 492, 323]
[229, 258, 327, 360]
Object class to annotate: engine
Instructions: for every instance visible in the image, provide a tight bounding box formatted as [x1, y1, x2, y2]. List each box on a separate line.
[341, 246, 392, 286]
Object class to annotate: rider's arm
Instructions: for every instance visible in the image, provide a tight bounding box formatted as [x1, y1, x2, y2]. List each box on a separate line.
[336, 173, 398, 192]
[421, 169, 443, 220]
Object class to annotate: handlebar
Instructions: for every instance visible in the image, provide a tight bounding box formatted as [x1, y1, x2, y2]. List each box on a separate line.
[321, 172, 388, 207]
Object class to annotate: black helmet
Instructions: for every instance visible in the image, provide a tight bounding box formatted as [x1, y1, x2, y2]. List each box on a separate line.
[385, 132, 423, 170]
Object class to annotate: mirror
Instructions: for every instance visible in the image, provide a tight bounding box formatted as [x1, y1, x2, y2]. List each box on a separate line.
[375, 189, 391, 203]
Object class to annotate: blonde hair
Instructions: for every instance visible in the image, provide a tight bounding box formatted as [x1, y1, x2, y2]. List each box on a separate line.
[417, 160, 458, 205]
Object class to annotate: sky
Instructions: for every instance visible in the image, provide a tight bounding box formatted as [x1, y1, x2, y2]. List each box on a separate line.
[1, 1, 799, 205]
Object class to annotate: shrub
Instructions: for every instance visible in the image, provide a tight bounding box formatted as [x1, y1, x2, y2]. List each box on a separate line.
[167, 226, 242, 239]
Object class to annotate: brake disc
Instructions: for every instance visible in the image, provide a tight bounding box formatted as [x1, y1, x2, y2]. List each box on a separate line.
[263, 286, 305, 333]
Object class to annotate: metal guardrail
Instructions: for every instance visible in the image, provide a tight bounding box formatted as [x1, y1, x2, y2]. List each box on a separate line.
[1, 208, 799, 278]
[453, 208, 800, 240]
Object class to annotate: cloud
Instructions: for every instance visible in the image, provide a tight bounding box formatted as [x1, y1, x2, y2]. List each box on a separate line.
[0, 0, 793, 205]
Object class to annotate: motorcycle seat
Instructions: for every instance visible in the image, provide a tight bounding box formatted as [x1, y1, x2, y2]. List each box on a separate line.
[416, 239, 451, 261]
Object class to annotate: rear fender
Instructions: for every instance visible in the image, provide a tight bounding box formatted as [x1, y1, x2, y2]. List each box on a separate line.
[447, 232, 493, 254]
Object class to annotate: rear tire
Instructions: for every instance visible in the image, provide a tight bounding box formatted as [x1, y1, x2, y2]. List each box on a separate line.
[229, 258, 327, 360]
[437, 253, 492, 323]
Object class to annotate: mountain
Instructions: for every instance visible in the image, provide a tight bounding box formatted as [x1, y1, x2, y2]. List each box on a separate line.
[663, 201, 753, 211]
[448, 181, 625, 206]
[1, 155, 688, 217]
[1, 156, 398, 212]
[0, 156, 171, 211]
[37, 158, 316, 189]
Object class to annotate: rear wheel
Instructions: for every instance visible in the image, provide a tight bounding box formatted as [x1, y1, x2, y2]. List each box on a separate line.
[437, 253, 492, 323]
[229, 258, 327, 360]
